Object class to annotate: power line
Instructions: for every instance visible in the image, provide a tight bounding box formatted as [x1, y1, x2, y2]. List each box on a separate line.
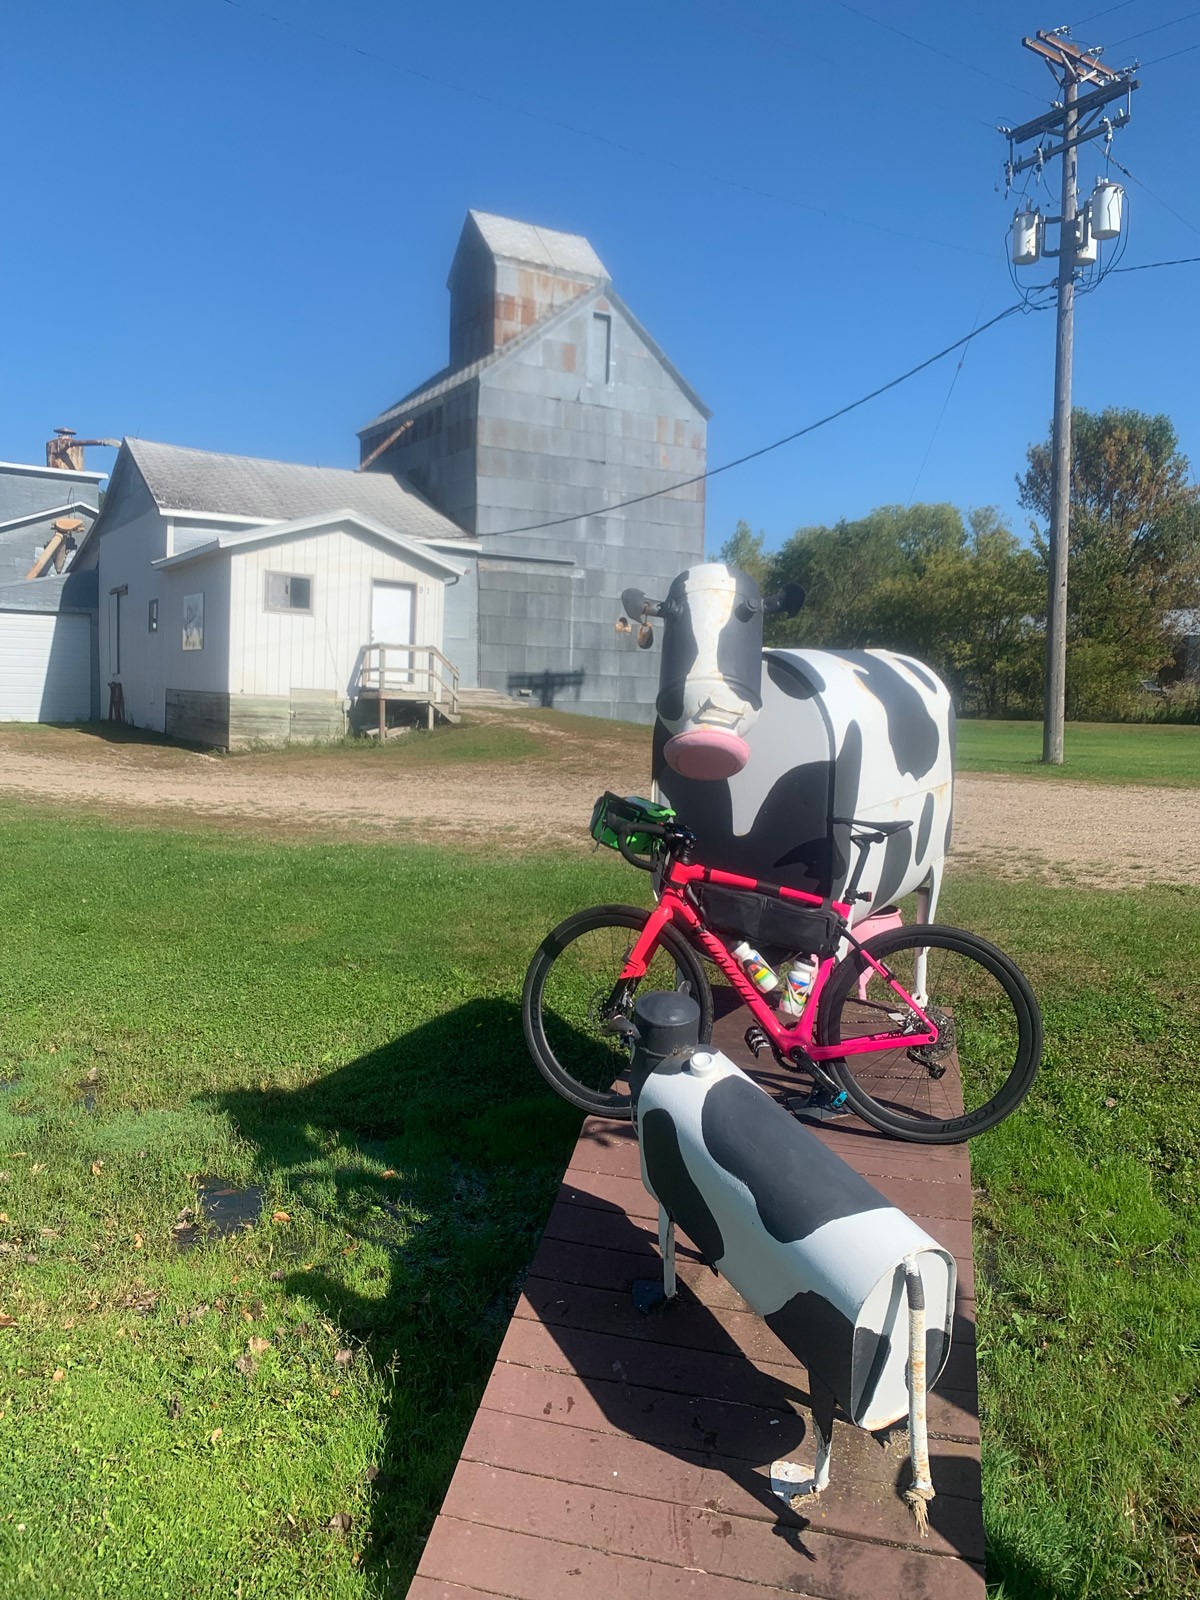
[1110, 253, 1200, 271]
[203, 0, 991, 260]
[1071, 1, 1137, 23]
[1141, 37, 1200, 65]
[1106, 153, 1200, 240]
[497, 301, 1036, 536]
[825, 0, 1044, 103]
[694, 2, 998, 131]
[1112, 9, 1200, 47]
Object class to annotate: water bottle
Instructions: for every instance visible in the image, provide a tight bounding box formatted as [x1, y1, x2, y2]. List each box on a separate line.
[731, 940, 779, 993]
[779, 956, 818, 1017]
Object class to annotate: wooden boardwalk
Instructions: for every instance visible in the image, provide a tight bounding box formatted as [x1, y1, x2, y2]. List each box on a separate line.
[407, 1004, 985, 1598]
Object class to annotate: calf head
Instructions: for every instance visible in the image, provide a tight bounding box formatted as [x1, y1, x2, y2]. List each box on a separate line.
[623, 564, 803, 781]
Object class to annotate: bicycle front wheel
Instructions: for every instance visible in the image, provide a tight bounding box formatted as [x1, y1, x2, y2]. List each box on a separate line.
[522, 905, 714, 1120]
[817, 924, 1042, 1144]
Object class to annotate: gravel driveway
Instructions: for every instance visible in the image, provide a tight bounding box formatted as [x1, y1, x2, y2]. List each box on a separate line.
[0, 721, 1195, 886]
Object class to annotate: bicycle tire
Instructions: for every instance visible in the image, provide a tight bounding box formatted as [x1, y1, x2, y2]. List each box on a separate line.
[522, 904, 714, 1120]
[817, 923, 1042, 1144]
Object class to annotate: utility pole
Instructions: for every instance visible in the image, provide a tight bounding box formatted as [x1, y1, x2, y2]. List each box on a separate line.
[1002, 32, 1137, 764]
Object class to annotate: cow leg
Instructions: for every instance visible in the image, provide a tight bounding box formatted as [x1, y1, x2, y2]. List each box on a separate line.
[658, 1204, 677, 1300]
[912, 863, 942, 1007]
[806, 1376, 836, 1494]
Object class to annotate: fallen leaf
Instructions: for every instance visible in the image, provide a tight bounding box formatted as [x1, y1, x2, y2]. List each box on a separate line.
[91, 1162, 104, 1176]
[0, 1314, 16, 1329]
[0, 1215, 9, 1225]
[84, 1066, 99, 1084]
[167, 1394, 182, 1419]
[380, 1169, 398, 1179]
[1104, 1096, 1118, 1109]
[52, 1368, 65, 1383]
[271, 1211, 291, 1223]
[62, 1318, 75, 1331]
[209, 1427, 223, 1444]
[334, 1348, 353, 1368]
[234, 1354, 258, 1377]
[47, 1044, 58, 1054]
[269, 1269, 285, 1281]
[328, 1512, 353, 1535]
[330, 1386, 342, 1397]
[132, 1234, 144, 1250]
[247, 1337, 270, 1356]
[30, 1164, 45, 1176]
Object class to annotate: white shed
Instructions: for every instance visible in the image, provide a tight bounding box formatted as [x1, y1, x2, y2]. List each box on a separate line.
[0, 571, 97, 723]
[119, 511, 467, 746]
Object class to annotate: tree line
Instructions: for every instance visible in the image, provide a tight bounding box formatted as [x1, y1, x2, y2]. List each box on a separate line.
[719, 407, 1200, 721]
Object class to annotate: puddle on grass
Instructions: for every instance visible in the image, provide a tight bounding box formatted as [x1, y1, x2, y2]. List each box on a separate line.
[174, 1178, 265, 1250]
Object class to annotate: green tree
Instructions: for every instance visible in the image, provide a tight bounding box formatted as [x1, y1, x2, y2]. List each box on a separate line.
[1018, 408, 1200, 717]
[714, 521, 771, 589]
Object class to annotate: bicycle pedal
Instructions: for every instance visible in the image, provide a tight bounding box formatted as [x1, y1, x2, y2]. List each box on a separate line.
[744, 1025, 769, 1059]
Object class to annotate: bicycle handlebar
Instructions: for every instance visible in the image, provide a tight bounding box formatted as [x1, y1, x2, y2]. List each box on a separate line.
[615, 820, 667, 870]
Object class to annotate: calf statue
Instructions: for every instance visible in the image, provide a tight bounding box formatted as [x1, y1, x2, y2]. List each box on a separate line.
[623, 563, 955, 924]
[629, 991, 954, 1530]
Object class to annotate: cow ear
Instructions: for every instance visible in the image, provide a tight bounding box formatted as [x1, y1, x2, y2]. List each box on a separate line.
[637, 622, 655, 649]
[622, 587, 649, 621]
[762, 583, 805, 617]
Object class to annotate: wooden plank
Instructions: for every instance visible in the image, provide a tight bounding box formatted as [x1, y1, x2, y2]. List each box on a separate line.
[408, 1582, 505, 1600]
[496, 1319, 980, 1444]
[523, 1237, 977, 1344]
[558, 1166, 971, 1226]
[515, 1278, 979, 1390]
[418, 1516, 818, 1600]
[541, 1193, 977, 1300]
[462, 1407, 985, 1563]
[441, 1459, 984, 1599]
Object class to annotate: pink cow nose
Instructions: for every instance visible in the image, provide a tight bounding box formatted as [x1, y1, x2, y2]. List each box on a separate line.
[663, 728, 750, 780]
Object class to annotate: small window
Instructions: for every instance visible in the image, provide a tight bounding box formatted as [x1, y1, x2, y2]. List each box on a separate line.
[589, 313, 612, 385]
[265, 573, 313, 613]
[148, 598, 159, 633]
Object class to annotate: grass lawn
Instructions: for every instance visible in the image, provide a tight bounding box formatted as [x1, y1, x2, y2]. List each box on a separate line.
[0, 812, 1197, 1598]
[956, 719, 1200, 786]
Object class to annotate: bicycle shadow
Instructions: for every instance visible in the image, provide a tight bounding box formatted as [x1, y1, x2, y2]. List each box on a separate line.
[215, 995, 581, 1598]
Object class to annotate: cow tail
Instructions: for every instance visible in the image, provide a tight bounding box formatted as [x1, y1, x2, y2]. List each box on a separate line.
[903, 1253, 935, 1536]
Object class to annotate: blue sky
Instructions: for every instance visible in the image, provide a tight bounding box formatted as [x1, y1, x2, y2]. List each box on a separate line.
[5, 0, 1199, 552]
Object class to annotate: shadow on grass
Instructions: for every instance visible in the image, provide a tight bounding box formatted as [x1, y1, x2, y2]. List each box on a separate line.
[217, 996, 582, 1597]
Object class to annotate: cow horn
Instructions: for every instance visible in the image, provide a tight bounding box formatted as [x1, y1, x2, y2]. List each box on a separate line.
[637, 622, 655, 649]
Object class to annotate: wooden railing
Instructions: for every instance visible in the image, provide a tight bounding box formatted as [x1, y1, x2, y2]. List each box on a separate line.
[359, 643, 460, 720]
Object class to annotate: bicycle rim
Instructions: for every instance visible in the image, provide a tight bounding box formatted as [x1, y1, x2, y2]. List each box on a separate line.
[525, 908, 711, 1118]
[820, 925, 1041, 1143]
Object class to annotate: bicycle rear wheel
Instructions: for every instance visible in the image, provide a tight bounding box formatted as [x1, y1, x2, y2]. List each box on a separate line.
[817, 924, 1042, 1144]
[522, 904, 714, 1120]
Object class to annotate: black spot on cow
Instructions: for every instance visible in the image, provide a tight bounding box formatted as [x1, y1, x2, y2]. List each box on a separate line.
[640, 1107, 725, 1264]
[942, 800, 954, 862]
[715, 570, 765, 711]
[655, 573, 700, 724]
[701, 1075, 893, 1242]
[925, 1324, 948, 1388]
[894, 655, 939, 693]
[947, 697, 957, 767]
[654, 717, 835, 895]
[766, 1291, 888, 1426]
[840, 652, 941, 779]
[829, 720, 864, 893]
[765, 653, 825, 698]
[915, 791, 935, 863]
[873, 825, 913, 909]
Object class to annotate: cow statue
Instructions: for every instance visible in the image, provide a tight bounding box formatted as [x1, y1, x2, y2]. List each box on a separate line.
[624, 563, 955, 926]
[629, 990, 955, 1527]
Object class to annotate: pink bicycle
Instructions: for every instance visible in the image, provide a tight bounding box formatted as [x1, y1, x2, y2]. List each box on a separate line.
[523, 794, 1042, 1144]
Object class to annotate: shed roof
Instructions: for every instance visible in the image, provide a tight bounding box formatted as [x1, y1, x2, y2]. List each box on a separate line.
[123, 438, 470, 542]
[463, 211, 607, 279]
[0, 569, 97, 615]
[150, 510, 471, 579]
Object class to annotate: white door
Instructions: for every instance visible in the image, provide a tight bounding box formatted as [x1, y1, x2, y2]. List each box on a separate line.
[0, 612, 92, 722]
[370, 582, 415, 688]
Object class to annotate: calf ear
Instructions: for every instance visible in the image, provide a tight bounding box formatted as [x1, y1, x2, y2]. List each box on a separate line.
[762, 583, 805, 617]
[622, 587, 649, 621]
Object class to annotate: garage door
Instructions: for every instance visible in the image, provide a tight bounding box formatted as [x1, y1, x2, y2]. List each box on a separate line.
[0, 611, 92, 722]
